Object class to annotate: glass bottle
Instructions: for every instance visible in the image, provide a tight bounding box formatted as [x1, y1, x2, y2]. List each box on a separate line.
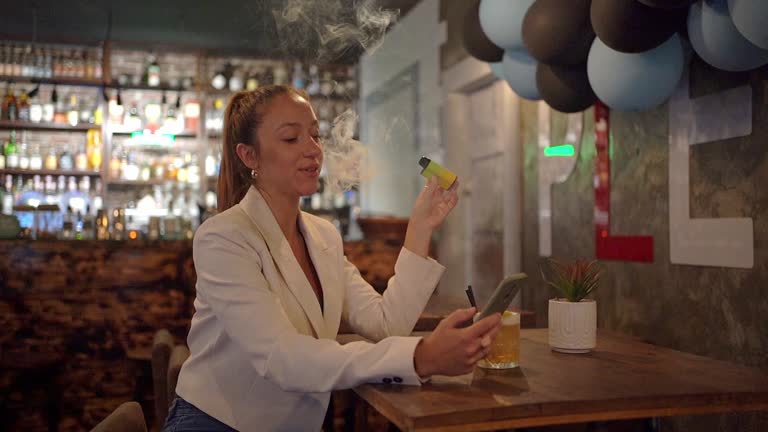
[2, 82, 18, 121]
[5, 130, 19, 169]
[246, 68, 260, 91]
[59, 142, 73, 171]
[291, 62, 305, 89]
[53, 88, 68, 124]
[75, 141, 88, 171]
[29, 90, 43, 123]
[307, 64, 320, 96]
[44, 145, 58, 170]
[229, 64, 244, 92]
[272, 62, 288, 85]
[67, 93, 79, 126]
[109, 146, 122, 179]
[29, 140, 42, 170]
[146, 54, 161, 87]
[18, 130, 29, 170]
[17, 90, 30, 121]
[43, 86, 56, 123]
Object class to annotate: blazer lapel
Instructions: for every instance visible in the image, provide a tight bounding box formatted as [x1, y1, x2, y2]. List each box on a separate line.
[299, 214, 342, 339]
[239, 187, 326, 338]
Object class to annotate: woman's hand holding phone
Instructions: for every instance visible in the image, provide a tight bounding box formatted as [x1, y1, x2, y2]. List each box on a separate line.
[413, 307, 502, 378]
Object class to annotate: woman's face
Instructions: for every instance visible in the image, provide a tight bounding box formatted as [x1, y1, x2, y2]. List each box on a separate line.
[255, 93, 323, 198]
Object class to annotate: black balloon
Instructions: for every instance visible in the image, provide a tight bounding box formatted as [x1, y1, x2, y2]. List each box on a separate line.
[636, 0, 696, 9]
[462, 0, 504, 63]
[536, 63, 596, 113]
[591, 0, 687, 53]
[522, 0, 595, 65]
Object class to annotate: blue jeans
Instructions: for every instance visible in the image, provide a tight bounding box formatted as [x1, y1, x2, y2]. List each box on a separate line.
[162, 396, 238, 432]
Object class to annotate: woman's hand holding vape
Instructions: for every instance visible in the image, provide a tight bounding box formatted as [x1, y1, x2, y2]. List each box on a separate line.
[404, 176, 460, 258]
[413, 307, 502, 378]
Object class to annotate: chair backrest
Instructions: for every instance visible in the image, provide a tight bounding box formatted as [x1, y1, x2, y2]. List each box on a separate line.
[167, 344, 191, 404]
[90, 401, 147, 432]
[151, 329, 174, 429]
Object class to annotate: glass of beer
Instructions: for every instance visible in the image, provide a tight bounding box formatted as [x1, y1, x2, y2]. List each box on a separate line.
[477, 311, 520, 369]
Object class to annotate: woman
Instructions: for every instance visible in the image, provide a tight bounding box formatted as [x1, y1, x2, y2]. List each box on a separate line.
[165, 85, 502, 432]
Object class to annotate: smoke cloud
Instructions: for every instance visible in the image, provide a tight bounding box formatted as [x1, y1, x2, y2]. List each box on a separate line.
[273, 0, 398, 62]
[273, 0, 400, 194]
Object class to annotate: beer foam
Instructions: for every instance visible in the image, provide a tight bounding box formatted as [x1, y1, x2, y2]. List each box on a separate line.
[501, 311, 520, 326]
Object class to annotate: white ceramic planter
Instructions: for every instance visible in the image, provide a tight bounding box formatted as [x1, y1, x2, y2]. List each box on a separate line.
[548, 299, 596, 353]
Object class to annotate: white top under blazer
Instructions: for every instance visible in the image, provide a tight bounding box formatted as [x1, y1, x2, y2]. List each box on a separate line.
[175, 186, 446, 431]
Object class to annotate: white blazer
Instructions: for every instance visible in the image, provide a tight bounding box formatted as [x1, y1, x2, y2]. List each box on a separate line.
[176, 187, 445, 431]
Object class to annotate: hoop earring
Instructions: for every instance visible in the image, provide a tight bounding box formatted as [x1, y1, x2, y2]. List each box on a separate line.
[250, 169, 258, 179]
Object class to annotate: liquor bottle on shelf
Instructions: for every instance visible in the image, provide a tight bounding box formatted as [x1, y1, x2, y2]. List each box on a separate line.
[44, 145, 58, 170]
[75, 141, 88, 171]
[2, 175, 12, 215]
[92, 178, 103, 213]
[34, 47, 45, 78]
[72, 49, 84, 78]
[87, 129, 102, 172]
[291, 62, 305, 89]
[42, 48, 53, 79]
[229, 65, 244, 92]
[146, 53, 160, 87]
[211, 65, 227, 90]
[2, 82, 18, 121]
[273, 62, 288, 86]
[18, 130, 28, 170]
[0, 44, 8, 76]
[29, 90, 42, 123]
[66, 93, 79, 126]
[125, 101, 142, 132]
[109, 146, 121, 179]
[245, 68, 260, 91]
[53, 88, 67, 124]
[17, 90, 30, 121]
[81, 204, 94, 240]
[60, 205, 74, 240]
[183, 99, 200, 131]
[29, 140, 42, 170]
[320, 71, 334, 97]
[5, 130, 18, 169]
[59, 142, 73, 171]
[12, 46, 22, 77]
[84, 51, 94, 79]
[43, 86, 56, 123]
[307, 65, 320, 96]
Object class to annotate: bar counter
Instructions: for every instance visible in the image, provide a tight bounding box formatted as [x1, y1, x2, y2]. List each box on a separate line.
[0, 237, 403, 430]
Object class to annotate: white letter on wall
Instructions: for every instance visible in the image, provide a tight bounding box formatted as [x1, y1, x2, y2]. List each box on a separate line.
[538, 102, 582, 257]
[669, 67, 754, 268]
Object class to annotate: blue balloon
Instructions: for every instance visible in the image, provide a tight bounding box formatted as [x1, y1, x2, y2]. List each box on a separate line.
[479, 0, 536, 50]
[688, 0, 768, 71]
[587, 34, 684, 112]
[489, 62, 506, 80]
[728, 0, 768, 49]
[501, 49, 541, 100]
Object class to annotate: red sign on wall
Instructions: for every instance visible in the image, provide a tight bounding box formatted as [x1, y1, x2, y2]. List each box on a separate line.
[594, 102, 654, 262]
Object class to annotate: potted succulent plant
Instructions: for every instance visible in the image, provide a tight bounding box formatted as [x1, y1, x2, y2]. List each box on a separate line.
[541, 258, 602, 353]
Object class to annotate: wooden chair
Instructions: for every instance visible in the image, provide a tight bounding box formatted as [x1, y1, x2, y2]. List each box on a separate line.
[166, 344, 190, 405]
[90, 401, 147, 432]
[151, 330, 173, 430]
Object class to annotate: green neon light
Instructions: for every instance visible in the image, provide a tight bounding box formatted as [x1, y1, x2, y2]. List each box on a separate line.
[543, 144, 575, 157]
[130, 131, 176, 147]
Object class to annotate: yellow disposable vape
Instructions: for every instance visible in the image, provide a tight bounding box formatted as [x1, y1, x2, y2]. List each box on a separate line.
[418, 156, 457, 190]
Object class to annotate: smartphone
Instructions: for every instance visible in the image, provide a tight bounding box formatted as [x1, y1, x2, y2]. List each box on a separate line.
[476, 273, 527, 321]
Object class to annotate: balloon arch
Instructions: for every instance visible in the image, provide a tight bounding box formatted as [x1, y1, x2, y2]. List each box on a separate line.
[463, 0, 767, 113]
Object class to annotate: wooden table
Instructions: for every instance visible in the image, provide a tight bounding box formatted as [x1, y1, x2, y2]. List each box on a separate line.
[353, 329, 768, 432]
